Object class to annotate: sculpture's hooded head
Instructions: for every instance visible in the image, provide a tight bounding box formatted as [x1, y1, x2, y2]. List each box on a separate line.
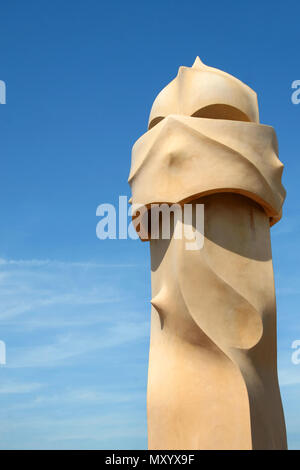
[129, 57, 285, 235]
[148, 57, 259, 129]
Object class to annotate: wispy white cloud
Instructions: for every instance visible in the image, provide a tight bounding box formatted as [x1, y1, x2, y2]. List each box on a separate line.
[0, 380, 43, 394]
[2, 387, 145, 411]
[0, 257, 146, 322]
[8, 321, 149, 368]
[0, 255, 149, 369]
[279, 367, 300, 387]
[0, 258, 141, 268]
[0, 256, 149, 449]
[0, 412, 147, 448]
[0, 290, 124, 321]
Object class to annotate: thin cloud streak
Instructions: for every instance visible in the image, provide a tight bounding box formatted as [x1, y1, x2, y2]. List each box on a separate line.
[8, 322, 149, 368]
[0, 258, 142, 268]
[0, 381, 43, 394]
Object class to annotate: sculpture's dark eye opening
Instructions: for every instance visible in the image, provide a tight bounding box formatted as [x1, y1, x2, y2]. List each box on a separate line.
[192, 104, 251, 122]
[148, 104, 251, 130]
[148, 116, 164, 130]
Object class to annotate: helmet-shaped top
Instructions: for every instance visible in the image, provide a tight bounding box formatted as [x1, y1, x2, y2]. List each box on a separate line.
[148, 57, 259, 129]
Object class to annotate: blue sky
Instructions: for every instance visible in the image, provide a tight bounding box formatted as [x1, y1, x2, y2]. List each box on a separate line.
[0, 0, 299, 449]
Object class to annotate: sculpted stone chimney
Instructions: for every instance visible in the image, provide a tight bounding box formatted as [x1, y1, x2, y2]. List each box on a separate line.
[129, 58, 287, 450]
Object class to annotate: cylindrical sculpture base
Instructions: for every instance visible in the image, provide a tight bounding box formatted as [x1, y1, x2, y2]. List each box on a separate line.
[148, 193, 287, 450]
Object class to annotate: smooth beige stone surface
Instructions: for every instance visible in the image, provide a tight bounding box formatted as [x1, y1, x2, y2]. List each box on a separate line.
[148, 194, 286, 449]
[129, 58, 287, 449]
[148, 57, 259, 129]
[129, 116, 285, 226]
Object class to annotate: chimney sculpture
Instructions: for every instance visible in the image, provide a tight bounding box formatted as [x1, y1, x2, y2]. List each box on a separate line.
[129, 58, 287, 450]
